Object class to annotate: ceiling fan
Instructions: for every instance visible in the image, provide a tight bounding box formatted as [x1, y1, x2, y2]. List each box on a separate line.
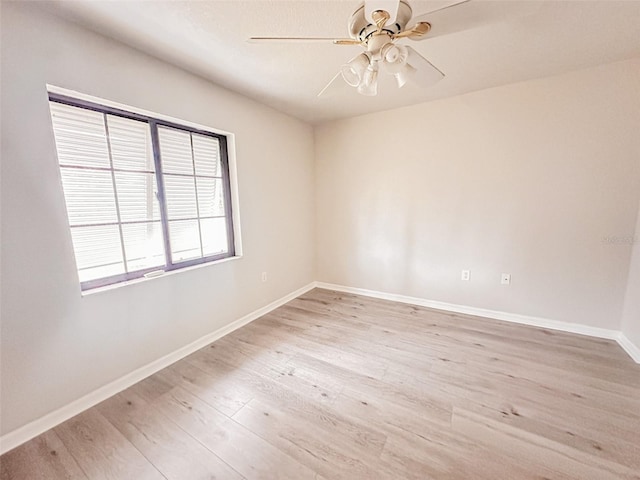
[249, 0, 532, 97]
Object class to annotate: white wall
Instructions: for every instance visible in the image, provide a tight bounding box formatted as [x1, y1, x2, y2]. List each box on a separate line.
[622, 203, 640, 351]
[0, 3, 315, 436]
[315, 59, 640, 330]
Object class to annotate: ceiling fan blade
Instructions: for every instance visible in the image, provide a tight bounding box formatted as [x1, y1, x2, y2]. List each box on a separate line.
[248, 37, 360, 45]
[405, 46, 444, 87]
[408, 0, 539, 40]
[416, 0, 471, 18]
[365, 0, 400, 25]
[317, 72, 349, 98]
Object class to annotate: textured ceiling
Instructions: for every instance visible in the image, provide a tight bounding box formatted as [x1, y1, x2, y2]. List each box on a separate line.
[43, 0, 640, 124]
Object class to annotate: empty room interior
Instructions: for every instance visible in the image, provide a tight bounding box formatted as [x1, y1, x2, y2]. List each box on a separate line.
[2, 0, 640, 478]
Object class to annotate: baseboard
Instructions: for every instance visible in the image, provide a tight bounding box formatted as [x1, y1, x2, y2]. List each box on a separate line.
[616, 332, 640, 363]
[0, 282, 316, 455]
[317, 282, 639, 364]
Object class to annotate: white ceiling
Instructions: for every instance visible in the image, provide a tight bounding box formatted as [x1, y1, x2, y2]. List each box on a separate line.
[44, 0, 640, 124]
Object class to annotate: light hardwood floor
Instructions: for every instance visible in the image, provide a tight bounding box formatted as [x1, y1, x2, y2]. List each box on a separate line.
[2, 288, 640, 479]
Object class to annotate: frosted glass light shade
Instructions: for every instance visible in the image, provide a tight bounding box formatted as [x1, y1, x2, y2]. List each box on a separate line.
[340, 53, 370, 87]
[395, 64, 416, 88]
[357, 65, 378, 96]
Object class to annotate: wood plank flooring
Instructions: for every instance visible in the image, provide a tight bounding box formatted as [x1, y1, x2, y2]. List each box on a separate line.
[2, 288, 639, 479]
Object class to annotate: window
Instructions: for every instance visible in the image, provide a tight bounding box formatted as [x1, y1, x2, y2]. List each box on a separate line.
[48, 93, 236, 290]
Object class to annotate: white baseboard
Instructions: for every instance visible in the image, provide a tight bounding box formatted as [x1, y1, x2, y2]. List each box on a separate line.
[315, 282, 639, 364]
[616, 332, 640, 363]
[0, 282, 316, 455]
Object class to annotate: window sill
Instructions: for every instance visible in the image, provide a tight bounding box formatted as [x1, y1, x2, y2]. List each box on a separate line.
[80, 255, 243, 297]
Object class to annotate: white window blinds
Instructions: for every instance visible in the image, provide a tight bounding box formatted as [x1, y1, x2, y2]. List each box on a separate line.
[158, 126, 228, 262]
[49, 96, 234, 290]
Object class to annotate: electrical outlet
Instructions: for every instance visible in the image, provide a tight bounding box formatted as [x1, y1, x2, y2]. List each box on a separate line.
[501, 273, 511, 285]
[461, 270, 470, 281]
[261, 272, 268, 282]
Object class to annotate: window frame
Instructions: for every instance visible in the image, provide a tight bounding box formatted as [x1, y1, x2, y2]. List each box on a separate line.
[49, 92, 236, 291]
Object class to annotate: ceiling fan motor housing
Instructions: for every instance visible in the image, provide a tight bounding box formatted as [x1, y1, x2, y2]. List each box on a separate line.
[348, 1, 413, 42]
[367, 33, 394, 56]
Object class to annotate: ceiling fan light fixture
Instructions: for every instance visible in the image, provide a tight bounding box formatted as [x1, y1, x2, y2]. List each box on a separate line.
[381, 43, 409, 74]
[357, 64, 379, 96]
[340, 53, 370, 87]
[394, 63, 416, 88]
[384, 44, 402, 63]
